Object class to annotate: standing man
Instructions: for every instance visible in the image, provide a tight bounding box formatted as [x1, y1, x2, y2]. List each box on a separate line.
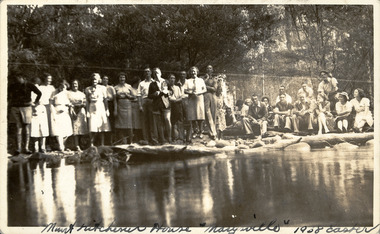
[275, 85, 293, 104]
[102, 75, 116, 145]
[202, 65, 217, 140]
[178, 70, 192, 144]
[318, 71, 338, 112]
[242, 94, 268, 137]
[137, 68, 154, 144]
[9, 74, 42, 155]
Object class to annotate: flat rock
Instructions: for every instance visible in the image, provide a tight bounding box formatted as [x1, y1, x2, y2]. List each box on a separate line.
[365, 139, 374, 147]
[215, 140, 231, 148]
[206, 140, 216, 147]
[284, 142, 311, 152]
[333, 142, 359, 150]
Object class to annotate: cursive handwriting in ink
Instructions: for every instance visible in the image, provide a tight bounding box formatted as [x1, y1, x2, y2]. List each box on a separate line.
[150, 223, 192, 233]
[41, 222, 75, 233]
[239, 219, 282, 232]
[76, 221, 147, 232]
[293, 224, 380, 233]
[204, 226, 238, 234]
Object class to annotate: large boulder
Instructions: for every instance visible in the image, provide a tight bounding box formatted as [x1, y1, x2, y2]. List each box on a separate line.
[284, 142, 311, 152]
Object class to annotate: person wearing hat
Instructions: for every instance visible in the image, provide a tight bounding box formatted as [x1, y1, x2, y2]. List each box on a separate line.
[318, 71, 338, 111]
[9, 74, 42, 154]
[51, 80, 73, 151]
[335, 92, 352, 133]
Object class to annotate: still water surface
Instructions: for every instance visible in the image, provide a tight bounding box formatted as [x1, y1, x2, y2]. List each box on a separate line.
[8, 148, 373, 227]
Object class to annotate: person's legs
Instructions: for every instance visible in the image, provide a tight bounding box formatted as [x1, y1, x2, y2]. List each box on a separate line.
[40, 137, 46, 152]
[24, 124, 31, 153]
[163, 110, 172, 143]
[57, 136, 64, 151]
[337, 120, 343, 132]
[197, 120, 204, 138]
[204, 94, 216, 138]
[260, 120, 268, 135]
[292, 115, 300, 133]
[151, 113, 161, 144]
[273, 114, 280, 128]
[284, 116, 292, 131]
[89, 132, 95, 146]
[342, 119, 348, 132]
[242, 117, 254, 135]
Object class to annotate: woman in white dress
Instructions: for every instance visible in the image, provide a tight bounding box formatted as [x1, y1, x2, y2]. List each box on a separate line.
[68, 80, 88, 151]
[51, 80, 73, 151]
[31, 77, 49, 152]
[350, 88, 373, 132]
[183, 66, 206, 139]
[85, 73, 111, 146]
[335, 92, 352, 133]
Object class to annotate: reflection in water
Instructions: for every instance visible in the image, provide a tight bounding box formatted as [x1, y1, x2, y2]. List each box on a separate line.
[8, 148, 373, 227]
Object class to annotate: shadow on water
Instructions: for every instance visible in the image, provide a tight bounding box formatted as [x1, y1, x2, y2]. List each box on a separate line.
[8, 148, 373, 227]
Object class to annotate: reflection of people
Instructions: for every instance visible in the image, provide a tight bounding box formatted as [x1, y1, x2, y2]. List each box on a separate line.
[350, 88, 373, 132]
[85, 73, 110, 146]
[184, 66, 206, 139]
[9, 74, 42, 155]
[335, 92, 352, 133]
[68, 80, 88, 151]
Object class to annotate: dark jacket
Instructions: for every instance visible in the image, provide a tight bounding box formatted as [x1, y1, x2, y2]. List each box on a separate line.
[248, 101, 268, 120]
[148, 80, 170, 111]
[8, 82, 42, 107]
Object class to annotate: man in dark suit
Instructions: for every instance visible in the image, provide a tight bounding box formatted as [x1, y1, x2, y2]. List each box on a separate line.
[241, 93, 268, 137]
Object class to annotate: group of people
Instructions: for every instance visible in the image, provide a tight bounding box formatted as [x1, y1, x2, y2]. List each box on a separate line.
[8, 65, 233, 154]
[231, 71, 374, 137]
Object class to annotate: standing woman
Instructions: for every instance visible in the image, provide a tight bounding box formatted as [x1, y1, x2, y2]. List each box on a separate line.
[102, 75, 116, 144]
[68, 80, 88, 151]
[184, 66, 207, 139]
[129, 76, 142, 142]
[114, 72, 134, 144]
[51, 80, 73, 151]
[350, 88, 373, 132]
[85, 73, 111, 146]
[335, 92, 352, 133]
[215, 80, 227, 140]
[39, 74, 56, 151]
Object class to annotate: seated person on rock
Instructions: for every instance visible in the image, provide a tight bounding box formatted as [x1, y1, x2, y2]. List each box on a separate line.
[314, 92, 334, 135]
[225, 107, 237, 128]
[273, 94, 293, 132]
[335, 92, 352, 133]
[350, 88, 373, 133]
[261, 96, 274, 127]
[292, 94, 315, 135]
[275, 85, 292, 104]
[297, 81, 314, 102]
[241, 93, 268, 137]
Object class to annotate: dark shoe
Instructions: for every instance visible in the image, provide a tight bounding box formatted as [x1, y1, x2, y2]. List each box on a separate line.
[23, 149, 32, 154]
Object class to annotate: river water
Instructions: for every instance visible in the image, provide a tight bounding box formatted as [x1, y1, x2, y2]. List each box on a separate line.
[8, 147, 373, 227]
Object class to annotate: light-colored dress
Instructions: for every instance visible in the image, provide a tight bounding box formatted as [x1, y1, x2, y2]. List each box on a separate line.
[68, 90, 88, 135]
[31, 85, 49, 137]
[51, 90, 73, 137]
[114, 83, 133, 129]
[183, 77, 206, 121]
[350, 98, 373, 127]
[38, 85, 55, 135]
[85, 85, 111, 132]
[215, 95, 226, 131]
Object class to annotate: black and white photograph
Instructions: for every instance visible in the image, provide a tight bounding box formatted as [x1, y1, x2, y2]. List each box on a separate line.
[0, 1, 379, 233]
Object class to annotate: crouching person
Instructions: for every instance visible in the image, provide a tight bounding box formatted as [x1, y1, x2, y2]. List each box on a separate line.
[241, 94, 268, 137]
[273, 94, 293, 132]
[292, 94, 314, 135]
